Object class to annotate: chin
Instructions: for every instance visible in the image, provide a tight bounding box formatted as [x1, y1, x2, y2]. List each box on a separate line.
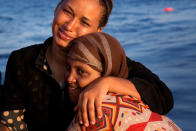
[55, 36, 70, 48]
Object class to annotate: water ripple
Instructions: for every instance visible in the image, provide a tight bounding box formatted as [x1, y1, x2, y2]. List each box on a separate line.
[0, 54, 9, 59]
[0, 16, 13, 21]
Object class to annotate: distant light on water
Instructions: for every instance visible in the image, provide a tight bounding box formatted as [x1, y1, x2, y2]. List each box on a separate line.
[164, 7, 174, 12]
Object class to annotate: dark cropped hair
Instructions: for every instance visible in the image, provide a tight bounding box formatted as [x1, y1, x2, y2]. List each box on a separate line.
[98, 0, 113, 28]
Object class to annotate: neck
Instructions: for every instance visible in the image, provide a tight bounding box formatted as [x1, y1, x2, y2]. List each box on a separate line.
[46, 40, 68, 82]
[47, 41, 68, 65]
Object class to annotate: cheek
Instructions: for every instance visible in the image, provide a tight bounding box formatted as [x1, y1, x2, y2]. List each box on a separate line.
[77, 77, 91, 89]
[78, 79, 88, 89]
[53, 11, 68, 29]
[52, 15, 60, 36]
[78, 75, 99, 88]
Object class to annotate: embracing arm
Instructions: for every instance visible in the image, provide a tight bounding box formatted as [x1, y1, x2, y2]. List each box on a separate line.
[86, 58, 174, 115]
[76, 76, 140, 127]
[105, 77, 141, 100]
[76, 57, 173, 127]
[126, 57, 173, 114]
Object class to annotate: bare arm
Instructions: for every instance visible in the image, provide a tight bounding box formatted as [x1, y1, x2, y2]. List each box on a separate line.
[76, 76, 140, 127]
[106, 76, 141, 100]
[77, 57, 173, 127]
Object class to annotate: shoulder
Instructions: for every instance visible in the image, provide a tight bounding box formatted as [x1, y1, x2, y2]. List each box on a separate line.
[9, 37, 53, 60]
[6, 43, 45, 70]
[11, 44, 43, 58]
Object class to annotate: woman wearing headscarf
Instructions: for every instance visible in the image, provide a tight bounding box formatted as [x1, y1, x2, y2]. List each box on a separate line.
[65, 32, 181, 131]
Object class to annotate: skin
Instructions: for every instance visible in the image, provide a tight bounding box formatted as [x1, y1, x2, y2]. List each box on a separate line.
[76, 74, 140, 127]
[52, 0, 103, 48]
[65, 58, 101, 104]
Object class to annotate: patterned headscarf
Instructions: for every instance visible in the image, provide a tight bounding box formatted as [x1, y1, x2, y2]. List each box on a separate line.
[67, 32, 128, 78]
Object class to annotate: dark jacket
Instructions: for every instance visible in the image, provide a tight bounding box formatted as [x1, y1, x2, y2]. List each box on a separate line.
[0, 37, 173, 131]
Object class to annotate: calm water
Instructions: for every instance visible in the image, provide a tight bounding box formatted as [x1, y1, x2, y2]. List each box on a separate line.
[0, 0, 196, 130]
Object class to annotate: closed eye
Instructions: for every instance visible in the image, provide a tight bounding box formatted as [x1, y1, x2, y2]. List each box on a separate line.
[81, 19, 90, 27]
[63, 8, 73, 16]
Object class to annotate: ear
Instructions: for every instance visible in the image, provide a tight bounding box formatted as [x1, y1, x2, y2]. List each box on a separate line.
[97, 27, 103, 32]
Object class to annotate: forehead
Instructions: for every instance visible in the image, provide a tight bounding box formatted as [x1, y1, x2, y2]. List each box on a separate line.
[63, 0, 100, 7]
[67, 57, 99, 71]
[62, 0, 103, 21]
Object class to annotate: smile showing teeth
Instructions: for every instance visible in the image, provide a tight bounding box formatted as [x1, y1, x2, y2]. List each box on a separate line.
[58, 29, 73, 41]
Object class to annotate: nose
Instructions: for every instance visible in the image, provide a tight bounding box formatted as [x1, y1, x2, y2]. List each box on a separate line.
[67, 71, 76, 84]
[65, 18, 77, 32]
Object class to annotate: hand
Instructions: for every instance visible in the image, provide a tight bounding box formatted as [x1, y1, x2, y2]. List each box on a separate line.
[76, 77, 110, 127]
[75, 76, 140, 127]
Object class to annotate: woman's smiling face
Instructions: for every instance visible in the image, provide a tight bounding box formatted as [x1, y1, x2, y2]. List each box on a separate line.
[52, 0, 103, 47]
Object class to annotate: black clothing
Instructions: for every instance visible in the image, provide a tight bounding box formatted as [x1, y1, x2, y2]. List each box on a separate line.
[0, 37, 173, 131]
[126, 58, 173, 114]
[0, 37, 74, 131]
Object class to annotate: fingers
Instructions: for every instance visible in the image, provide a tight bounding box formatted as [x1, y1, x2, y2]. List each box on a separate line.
[78, 94, 89, 127]
[78, 108, 83, 125]
[82, 105, 89, 127]
[95, 98, 103, 119]
[78, 94, 97, 127]
[88, 99, 95, 125]
[76, 79, 108, 127]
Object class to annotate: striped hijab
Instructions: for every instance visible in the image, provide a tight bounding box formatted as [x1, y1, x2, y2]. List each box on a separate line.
[67, 32, 128, 78]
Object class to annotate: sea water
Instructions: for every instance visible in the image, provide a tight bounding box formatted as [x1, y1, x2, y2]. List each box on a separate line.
[0, 0, 196, 130]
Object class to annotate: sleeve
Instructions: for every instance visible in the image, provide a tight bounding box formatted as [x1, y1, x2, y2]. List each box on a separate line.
[0, 51, 25, 111]
[0, 110, 27, 131]
[126, 57, 174, 115]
